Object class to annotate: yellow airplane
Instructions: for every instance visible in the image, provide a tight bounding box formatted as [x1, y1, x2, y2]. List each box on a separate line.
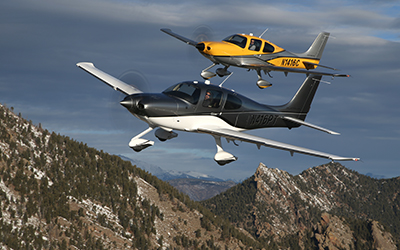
[161, 28, 349, 88]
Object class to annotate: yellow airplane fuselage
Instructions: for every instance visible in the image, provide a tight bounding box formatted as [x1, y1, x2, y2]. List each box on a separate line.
[198, 34, 320, 70]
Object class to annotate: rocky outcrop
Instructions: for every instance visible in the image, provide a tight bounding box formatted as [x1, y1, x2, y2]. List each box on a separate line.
[253, 164, 306, 237]
[370, 221, 397, 250]
[312, 215, 397, 250]
[313, 213, 354, 250]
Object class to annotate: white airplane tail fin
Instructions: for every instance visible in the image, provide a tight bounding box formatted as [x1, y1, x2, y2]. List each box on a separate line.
[276, 74, 322, 116]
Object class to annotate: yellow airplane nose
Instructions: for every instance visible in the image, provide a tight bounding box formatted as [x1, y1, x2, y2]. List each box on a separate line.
[196, 41, 240, 56]
[195, 42, 205, 51]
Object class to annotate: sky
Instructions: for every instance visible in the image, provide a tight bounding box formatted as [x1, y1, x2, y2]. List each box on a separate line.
[1, 0, 399, 181]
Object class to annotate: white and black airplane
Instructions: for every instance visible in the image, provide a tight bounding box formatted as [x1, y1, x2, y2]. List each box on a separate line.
[77, 62, 359, 165]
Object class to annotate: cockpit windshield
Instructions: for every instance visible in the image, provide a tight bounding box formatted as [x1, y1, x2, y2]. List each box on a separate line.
[223, 34, 247, 49]
[163, 82, 201, 104]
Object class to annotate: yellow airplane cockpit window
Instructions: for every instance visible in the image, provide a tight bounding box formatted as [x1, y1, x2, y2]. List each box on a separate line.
[249, 39, 262, 51]
[263, 42, 275, 53]
[223, 35, 247, 49]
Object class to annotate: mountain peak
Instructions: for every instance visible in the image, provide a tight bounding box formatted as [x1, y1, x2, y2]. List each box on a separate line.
[255, 162, 291, 182]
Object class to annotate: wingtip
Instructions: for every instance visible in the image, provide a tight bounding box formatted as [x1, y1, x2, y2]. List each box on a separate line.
[333, 73, 351, 78]
[331, 156, 361, 162]
[160, 28, 171, 33]
[76, 62, 94, 68]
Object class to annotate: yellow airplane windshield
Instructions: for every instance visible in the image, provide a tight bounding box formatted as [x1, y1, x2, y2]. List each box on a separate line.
[223, 35, 247, 48]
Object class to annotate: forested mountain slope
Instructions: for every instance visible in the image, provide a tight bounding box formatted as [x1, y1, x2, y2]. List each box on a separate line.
[0, 103, 259, 249]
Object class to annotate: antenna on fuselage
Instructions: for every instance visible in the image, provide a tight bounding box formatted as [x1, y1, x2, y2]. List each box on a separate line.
[219, 72, 233, 87]
[312, 77, 331, 85]
[259, 28, 269, 38]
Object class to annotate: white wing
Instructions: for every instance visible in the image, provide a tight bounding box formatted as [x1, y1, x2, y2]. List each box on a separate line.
[77, 62, 142, 95]
[281, 116, 340, 135]
[197, 127, 359, 162]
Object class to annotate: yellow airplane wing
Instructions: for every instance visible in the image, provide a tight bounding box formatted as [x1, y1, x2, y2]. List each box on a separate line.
[246, 57, 349, 78]
[161, 28, 198, 46]
[260, 65, 350, 78]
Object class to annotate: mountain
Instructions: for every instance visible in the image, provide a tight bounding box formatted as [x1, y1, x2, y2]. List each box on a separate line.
[167, 178, 236, 201]
[202, 162, 399, 249]
[366, 172, 386, 179]
[0, 102, 398, 249]
[119, 155, 237, 201]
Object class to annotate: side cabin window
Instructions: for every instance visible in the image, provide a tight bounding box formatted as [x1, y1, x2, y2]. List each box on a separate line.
[223, 35, 247, 49]
[263, 42, 275, 53]
[203, 89, 223, 108]
[249, 39, 262, 51]
[163, 82, 200, 104]
[224, 94, 242, 110]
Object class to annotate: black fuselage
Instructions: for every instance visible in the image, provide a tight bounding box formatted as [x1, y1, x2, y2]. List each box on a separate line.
[120, 81, 306, 130]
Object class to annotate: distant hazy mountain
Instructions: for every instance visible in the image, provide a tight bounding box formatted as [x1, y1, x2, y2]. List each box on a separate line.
[118, 155, 228, 182]
[366, 172, 386, 179]
[168, 178, 236, 201]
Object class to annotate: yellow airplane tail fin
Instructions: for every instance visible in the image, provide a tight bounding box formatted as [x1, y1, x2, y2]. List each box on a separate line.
[298, 32, 330, 59]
